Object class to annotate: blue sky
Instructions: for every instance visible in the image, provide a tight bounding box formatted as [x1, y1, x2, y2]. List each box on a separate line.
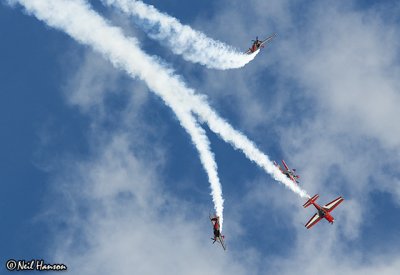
[2, 0, 400, 274]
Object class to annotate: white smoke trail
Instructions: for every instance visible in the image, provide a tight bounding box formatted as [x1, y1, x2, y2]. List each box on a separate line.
[102, 0, 259, 69]
[13, 0, 309, 228]
[167, 108, 225, 228]
[10, 0, 224, 227]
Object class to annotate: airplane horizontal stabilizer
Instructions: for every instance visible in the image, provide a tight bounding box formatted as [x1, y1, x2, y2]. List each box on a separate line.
[303, 194, 319, 208]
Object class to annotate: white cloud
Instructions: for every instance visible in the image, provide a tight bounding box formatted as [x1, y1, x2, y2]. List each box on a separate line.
[47, 126, 248, 275]
[278, 2, 400, 149]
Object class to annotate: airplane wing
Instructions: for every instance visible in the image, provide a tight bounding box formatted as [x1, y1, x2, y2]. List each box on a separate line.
[323, 196, 344, 212]
[282, 159, 290, 171]
[288, 174, 297, 183]
[259, 33, 276, 47]
[244, 49, 252, 54]
[305, 213, 322, 229]
[217, 236, 226, 251]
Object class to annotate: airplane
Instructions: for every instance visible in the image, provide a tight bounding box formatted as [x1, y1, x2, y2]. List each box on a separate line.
[245, 33, 276, 54]
[303, 194, 344, 229]
[209, 214, 226, 251]
[274, 159, 300, 183]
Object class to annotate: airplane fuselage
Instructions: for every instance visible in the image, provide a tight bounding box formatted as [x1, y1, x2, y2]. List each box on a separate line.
[283, 170, 299, 183]
[250, 43, 260, 52]
[284, 171, 295, 178]
[312, 202, 334, 224]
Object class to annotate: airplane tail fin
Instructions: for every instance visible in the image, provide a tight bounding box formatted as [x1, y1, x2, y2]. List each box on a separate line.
[303, 194, 319, 208]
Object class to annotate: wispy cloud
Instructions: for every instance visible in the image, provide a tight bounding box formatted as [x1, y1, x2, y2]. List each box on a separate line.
[49, 132, 247, 275]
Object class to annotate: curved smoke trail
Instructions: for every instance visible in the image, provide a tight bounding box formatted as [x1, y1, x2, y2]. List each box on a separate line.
[103, 0, 259, 69]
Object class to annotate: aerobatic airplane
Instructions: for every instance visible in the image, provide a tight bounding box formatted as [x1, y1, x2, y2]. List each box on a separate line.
[303, 194, 344, 229]
[245, 33, 276, 54]
[209, 214, 226, 250]
[274, 159, 300, 183]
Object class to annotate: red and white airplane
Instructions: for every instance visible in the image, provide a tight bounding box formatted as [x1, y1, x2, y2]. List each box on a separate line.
[274, 159, 300, 184]
[209, 214, 226, 251]
[303, 194, 344, 229]
[245, 33, 276, 54]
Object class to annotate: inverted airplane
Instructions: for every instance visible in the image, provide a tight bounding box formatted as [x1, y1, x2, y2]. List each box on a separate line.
[245, 33, 276, 54]
[303, 194, 344, 229]
[209, 214, 226, 251]
[274, 159, 300, 183]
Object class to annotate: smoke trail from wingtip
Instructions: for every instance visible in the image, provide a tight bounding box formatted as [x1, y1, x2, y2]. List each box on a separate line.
[102, 0, 258, 69]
